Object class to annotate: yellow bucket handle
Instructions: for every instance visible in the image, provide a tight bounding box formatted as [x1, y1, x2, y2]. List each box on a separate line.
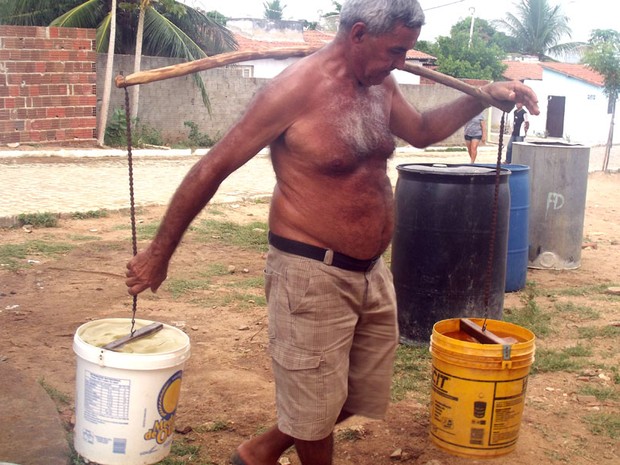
[502, 344, 513, 369]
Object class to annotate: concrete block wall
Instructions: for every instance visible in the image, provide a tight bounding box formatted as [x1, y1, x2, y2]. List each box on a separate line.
[103, 54, 269, 144]
[0, 25, 97, 145]
[398, 84, 468, 146]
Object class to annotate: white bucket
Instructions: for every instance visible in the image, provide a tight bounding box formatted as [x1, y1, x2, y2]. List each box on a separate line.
[73, 318, 191, 465]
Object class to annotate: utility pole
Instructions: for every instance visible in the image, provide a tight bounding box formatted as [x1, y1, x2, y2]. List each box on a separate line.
[468, 7, 476, 48]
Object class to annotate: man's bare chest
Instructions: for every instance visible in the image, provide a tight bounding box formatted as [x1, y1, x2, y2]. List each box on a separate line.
[282, 87, 396, 172]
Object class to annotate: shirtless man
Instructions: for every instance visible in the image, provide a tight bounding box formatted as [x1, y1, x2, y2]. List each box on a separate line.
[125, 1, 539, 464]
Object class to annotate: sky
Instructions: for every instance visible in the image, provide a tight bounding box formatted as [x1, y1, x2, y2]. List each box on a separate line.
[181, 0, 617, 44]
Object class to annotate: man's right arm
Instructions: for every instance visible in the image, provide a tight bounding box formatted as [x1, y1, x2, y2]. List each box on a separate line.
[125, 77, 303, 295]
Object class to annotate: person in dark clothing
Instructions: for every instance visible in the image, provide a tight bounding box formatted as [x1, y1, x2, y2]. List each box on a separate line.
[505, 102, 529, 163]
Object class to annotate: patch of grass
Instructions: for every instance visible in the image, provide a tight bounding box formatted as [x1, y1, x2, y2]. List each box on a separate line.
[533, 345, 591, 373]
[188, 296, 218, 308]
[136, 222, 161, 241]
[158, 439, 203, 464]
[336, 426, 365, 442]
[17, 212, 58, 228]
[165, 278, 211, 299]
[254, 425, 270, 435]
[582, 413, 620, 439]
[221, 291, 266, 308]
[577, 325, 620, 340]
[69, 438, 87, 465]
[198, 420, 233, 432]
[201, 263, 231, 277]
[206, 208, 225, 216]
[553, 301, 600, 320]
[564, 345, 593, 357]
[551, 284, 612, 297]
[71, 209, 109, 220]
[38, 378, 71, 405]
[114, 221, 161, 240]
[68, 235, 101, 241]
[0, 240, 73, 271]
[504, 282, 552, 337]
[194, 220, 268, 252]
[391, 343, 432, 402]
[578, 385, 620, 402]
[226, 276, 265, 289]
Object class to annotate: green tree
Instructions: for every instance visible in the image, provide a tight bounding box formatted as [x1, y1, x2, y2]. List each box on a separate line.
[450, 17, 517, 53]
[0, 0, 237, 111]
[582, 29, 620, 171]
[432, 32, 507, 80]
[324, 1, 342, 16]
[263, 1, 286, 20]
[419, 17, 508, 81]
[495, 0, 580, 60]
[206, 10, 227, 26]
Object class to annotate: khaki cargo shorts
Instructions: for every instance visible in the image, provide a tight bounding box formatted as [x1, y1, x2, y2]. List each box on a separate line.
[265, 245, 399, 441]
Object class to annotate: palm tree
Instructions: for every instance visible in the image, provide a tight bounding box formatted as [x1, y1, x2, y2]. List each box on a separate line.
[495, 0, 580, 60]
[98, 0, 117, 145]
[0, 0, 237, 110]
[263, 1, 286, 20]
[131, 0, 149, 120]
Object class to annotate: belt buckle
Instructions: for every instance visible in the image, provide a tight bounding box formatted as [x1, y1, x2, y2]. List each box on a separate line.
[323, 249, 334, 266]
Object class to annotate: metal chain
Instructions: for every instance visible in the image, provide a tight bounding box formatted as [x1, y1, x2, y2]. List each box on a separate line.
[124, 88, 138, 336]
[482, 112, 506, 332]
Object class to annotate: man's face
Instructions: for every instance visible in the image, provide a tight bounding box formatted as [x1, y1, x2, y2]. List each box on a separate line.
[354, 24, 421, 86]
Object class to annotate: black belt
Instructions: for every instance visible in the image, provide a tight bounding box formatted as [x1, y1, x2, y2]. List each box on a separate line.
[268, 231, 380, 272]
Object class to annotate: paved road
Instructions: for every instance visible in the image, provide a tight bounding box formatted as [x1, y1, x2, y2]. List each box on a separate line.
[1, 144, 617, 227]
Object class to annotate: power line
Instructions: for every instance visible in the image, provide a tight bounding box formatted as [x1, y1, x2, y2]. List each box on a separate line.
[424, 0, 466, 12]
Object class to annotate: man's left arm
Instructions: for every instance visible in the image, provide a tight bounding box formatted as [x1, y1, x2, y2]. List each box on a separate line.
[390, 79, 539, 148]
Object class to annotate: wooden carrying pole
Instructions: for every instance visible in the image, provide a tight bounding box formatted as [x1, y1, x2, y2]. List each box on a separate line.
[115, 46, 514, 113]
[115, 46, 320, 88]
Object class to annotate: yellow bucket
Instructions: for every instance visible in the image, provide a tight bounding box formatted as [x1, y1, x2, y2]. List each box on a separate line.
[429, 318, 535, 458]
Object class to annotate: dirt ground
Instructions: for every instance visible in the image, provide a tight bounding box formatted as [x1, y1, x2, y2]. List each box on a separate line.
[0, 172, 618, 465]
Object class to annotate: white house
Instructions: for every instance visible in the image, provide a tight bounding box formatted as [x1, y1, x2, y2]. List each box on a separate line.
[539, 63, 615, 146]
[502, 60, 615, 146]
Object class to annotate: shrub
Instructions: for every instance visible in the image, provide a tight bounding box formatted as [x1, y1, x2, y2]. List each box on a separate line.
[105, 108, 163, 148]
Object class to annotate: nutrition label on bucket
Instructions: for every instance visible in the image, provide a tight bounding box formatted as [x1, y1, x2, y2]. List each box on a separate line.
[84, 370, 131, 424]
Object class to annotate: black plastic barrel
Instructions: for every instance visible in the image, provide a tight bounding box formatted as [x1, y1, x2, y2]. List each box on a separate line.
[391, 164, 511, 343]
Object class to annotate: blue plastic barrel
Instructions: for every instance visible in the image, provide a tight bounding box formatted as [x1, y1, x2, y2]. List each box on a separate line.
[475, 164, 530, 292]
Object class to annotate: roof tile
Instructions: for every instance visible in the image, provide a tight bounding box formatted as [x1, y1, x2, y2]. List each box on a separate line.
[232, 30, 435, 60]
[540, 62, 604, 87]
[502, 61, 543, 81]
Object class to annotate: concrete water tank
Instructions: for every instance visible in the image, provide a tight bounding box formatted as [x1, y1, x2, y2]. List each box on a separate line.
[512, 142, 590, 270]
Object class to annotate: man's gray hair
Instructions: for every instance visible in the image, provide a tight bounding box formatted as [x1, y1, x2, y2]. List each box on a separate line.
[339, 0, 425, 34]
